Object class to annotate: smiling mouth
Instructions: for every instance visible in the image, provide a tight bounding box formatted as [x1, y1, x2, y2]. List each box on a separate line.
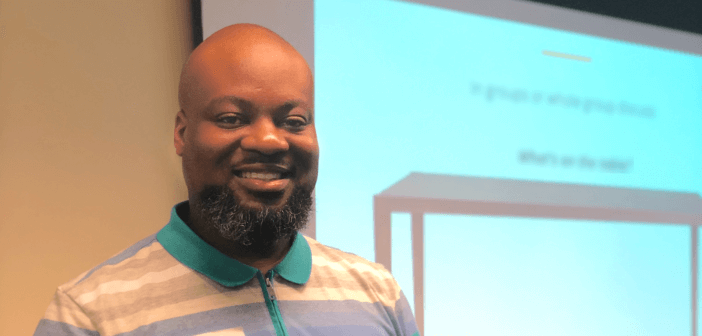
[234, 171, 293, 181]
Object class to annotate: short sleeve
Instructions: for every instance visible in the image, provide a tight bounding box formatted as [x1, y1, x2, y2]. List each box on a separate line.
[33, 288, 99, 336]
[392, 289, 421, 336]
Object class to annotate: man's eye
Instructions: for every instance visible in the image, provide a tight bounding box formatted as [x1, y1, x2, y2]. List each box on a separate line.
[217, 115, 244, 127]
[284, 117, 307, 129]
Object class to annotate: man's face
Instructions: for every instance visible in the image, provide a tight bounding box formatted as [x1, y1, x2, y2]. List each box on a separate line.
[176, 41, 318, 223]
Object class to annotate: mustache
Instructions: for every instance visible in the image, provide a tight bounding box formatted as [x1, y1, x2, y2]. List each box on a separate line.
[215, 150, 292, 167]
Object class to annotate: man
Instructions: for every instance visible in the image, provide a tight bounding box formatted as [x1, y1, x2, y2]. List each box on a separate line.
[34, 24, 419, 336]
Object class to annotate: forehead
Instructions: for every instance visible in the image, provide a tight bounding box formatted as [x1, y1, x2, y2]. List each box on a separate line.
[183, 38, 314, 114]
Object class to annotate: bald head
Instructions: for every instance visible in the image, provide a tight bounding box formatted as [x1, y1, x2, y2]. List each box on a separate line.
[174, 23, 318, 212]
[178, 24, 313, 115]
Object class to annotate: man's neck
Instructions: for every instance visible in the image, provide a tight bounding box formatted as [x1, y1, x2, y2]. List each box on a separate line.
[219, 236, 293, 275]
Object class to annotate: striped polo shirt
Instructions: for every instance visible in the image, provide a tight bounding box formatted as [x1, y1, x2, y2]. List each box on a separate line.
[34, 202, 419, 336]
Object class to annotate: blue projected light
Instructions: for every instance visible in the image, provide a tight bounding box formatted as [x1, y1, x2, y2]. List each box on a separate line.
[424, 215, 690, 336]
[315, 0, 702, 334]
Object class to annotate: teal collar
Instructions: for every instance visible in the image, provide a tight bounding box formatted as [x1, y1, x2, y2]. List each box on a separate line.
[156, 202, 312, 287]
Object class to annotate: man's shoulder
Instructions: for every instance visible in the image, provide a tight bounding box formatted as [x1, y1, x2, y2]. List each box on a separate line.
[303, 235, 384, 267]
[301, 235, 405, 310]
[57, 233, 177, 297]
[302, 235, 396, 283]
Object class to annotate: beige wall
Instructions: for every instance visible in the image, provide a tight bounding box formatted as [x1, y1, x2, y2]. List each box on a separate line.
[0, 1, 191, 334]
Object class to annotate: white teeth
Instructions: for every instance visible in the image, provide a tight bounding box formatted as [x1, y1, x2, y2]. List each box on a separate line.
[241, 172, 282, 180]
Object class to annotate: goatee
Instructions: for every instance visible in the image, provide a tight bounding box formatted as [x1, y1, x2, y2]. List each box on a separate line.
[194, 185, 313, 258]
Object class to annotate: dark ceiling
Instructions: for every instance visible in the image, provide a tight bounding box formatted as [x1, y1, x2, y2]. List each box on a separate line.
[190, 0, 702, 48]
[525, 0, 702, 35]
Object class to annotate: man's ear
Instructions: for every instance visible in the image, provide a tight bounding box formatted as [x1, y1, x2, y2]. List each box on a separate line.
[174, 110, 187, 157]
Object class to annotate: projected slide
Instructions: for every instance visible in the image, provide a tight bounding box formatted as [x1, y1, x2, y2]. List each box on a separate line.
[376, 173, 702, 335]
[315, 0, 702, 335]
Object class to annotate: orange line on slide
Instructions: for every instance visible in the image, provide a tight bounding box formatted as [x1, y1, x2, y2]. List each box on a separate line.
[542, 50, 591, 62]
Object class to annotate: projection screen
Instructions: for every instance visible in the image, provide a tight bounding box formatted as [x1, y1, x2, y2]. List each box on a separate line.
[201, 0, 702, 334]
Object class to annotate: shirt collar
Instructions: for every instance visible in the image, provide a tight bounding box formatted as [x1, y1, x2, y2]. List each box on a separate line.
[157, 201, 312, 287]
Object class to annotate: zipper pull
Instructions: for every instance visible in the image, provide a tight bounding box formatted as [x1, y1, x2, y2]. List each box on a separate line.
[265, 276, 277, 301]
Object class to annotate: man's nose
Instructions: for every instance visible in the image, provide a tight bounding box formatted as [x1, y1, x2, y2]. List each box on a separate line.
[240, 117, 289, 155]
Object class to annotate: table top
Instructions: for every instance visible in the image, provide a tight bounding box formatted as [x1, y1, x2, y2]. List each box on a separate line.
[377, 173, 702, 216]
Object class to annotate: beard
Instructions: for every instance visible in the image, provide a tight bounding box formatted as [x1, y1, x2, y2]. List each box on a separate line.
[194, 185, 313, 258]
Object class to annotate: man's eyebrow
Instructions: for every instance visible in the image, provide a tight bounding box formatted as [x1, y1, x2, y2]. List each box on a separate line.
[276, 100, 303, 112]
[207, 96, 308, 111]
[278, 101, 314, 121]
[207, 96, 312, 117]
[207, 96, 254, 111]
